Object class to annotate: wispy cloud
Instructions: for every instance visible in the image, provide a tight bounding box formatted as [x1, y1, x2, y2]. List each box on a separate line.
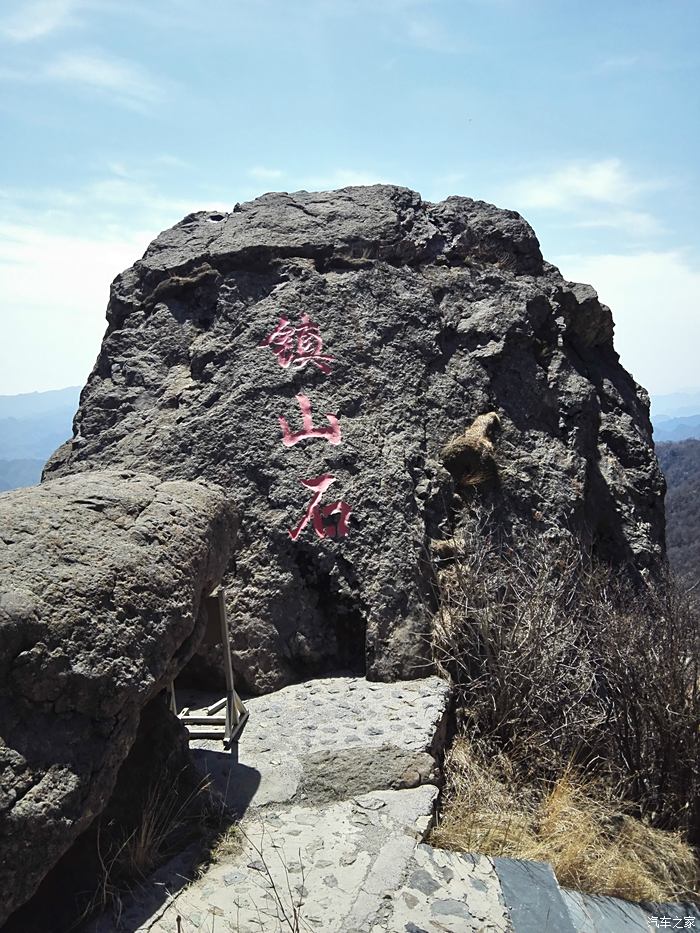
[0, 221, 149, 393]
[0, 162, 231, 392]
[572, 209, 661, 237]
[594, 54, 641, 74]
[1, 0, 81, 42]
[404, 16, 462, 53]
[45, 50, 164, 108]
[0, 159, 233, 243]
[299, 168, 391, 191]
[248, 166, 285, 181]
[0, 47, 167, 110]
[508, 158, 659, 210]
[500, 158, 666, 238]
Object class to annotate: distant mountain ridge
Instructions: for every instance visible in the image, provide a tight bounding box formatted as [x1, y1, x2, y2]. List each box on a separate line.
[652, 390, 700, 443]
[652, 412, 700, 443]
[0, 386, 81, 420]
[651, 389, 700, 419]
[0, 387, 80, 491]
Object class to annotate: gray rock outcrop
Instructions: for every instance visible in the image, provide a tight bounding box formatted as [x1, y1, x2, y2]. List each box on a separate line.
[44, 185, 665, 693]
[0, 470, 236, 925]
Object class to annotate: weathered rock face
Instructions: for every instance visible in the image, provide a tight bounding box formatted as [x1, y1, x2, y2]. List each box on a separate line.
[44, 185, 665, 693]
[0, 471, 236, 926]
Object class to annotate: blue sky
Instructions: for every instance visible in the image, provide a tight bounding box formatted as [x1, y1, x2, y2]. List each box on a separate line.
[1, 0, 698, 395]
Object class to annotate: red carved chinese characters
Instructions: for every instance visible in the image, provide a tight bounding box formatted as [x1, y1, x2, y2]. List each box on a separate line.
[279, 394, 341, 447]
[260, 314, 334, 374]
[260, 312, 352, 541]
[288, 474, 352, 541]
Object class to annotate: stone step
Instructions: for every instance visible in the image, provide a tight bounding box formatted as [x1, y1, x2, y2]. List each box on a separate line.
[382, 846, 512, 933]
[148, 786, 440, 933]
[183, 673, 452, 813]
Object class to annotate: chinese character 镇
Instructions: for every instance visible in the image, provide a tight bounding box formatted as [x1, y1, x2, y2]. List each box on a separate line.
[289, 474, 352, 541]
[279, 394, 341, 447]
[260, 313, 334, 374]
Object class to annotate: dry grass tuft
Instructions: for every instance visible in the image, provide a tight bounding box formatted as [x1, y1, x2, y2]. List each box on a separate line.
[432, 739, 699, 903]
[73, 770, 219, 929]
[209, 823, 243, 864]
[123, 772, 215, 881]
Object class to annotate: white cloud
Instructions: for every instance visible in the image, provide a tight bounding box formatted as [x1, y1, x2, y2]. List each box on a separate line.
[153, 153, 190, 169]
[45, 50, 164, 108]
[0, 172, 223, 235]
[0, 172, 234, 393]
[299, 168, 391, 190]
[498, 158, 668, 240]
[1, 0, 80, 41]
[555, 250, 700, 395]
[572, 209, 662, 237]
[0, 223, 151, 393]
[509, 158, 658, 210]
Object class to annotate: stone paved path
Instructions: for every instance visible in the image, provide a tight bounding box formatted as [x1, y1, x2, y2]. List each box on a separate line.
[91, 675, 699, 933]
[96, 674, 471, 933]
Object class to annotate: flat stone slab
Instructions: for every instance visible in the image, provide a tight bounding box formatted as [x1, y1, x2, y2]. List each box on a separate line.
[562, 890, 700, 933]
[495, 857, 575, 933]
[147, 785, 439, 933]
[97, 675, 452, 931]
[183, 674, 451, 812]
[387, 847, 512, 933]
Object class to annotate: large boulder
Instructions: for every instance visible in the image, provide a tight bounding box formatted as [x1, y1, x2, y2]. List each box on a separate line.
[44, 185, 665, 692]
[0, 471, 236, 926]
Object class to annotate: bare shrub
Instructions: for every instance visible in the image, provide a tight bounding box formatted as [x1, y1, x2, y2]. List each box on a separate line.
[431, 510, 700, 843]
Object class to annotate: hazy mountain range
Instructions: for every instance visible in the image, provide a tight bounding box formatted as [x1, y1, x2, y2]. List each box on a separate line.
[0, 387, 80, 491]
[1, 385, 700, 493]
[651, 390, 700, 443]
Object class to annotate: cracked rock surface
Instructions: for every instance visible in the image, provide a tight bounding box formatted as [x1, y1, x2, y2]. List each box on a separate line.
[0, 471, 236, 926]
[44, 184, 665, 692]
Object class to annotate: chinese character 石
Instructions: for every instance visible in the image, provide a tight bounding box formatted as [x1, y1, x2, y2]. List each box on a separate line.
[289, 474, 352, 541]
[260, 313, 334, 374]
[279, 394, 341, 447]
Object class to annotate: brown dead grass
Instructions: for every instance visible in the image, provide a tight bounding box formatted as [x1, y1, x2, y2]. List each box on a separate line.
[431, 738, 699, 903]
